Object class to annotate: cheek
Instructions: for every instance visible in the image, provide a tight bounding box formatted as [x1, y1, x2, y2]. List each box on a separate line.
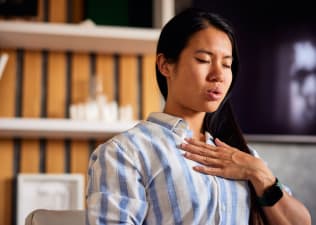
[174, 65, 198, 86]
[224, 73, 233, 93]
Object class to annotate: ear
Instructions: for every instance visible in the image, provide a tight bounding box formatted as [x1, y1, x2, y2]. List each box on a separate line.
[156, 53, 173, 77]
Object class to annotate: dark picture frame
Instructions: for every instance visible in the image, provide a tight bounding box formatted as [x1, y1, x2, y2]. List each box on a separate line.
[0, 0, 38, 16]
[193, 0, 316, 142]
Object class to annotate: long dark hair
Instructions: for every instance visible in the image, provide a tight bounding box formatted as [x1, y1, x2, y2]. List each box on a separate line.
[156, 8, 267, 225]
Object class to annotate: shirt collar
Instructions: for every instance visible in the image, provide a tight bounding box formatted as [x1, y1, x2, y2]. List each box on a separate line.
[147, 112, 215, 145]
[147, 112, 214, 143]
[205, 131, 215, 146]
[147, 112, 191, 139]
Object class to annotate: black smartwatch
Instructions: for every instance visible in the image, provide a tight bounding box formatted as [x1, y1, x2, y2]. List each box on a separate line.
[257, 177, 284, 207]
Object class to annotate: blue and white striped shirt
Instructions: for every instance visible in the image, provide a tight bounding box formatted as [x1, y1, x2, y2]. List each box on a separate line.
[86, 112, 251, 225]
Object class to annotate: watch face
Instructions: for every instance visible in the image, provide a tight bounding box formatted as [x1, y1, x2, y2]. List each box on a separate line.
[267, 185, 283, 200]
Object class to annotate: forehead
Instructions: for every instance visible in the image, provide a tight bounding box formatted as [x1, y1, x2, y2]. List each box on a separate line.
[292, 41, 316, 71]
[185, 26, 232, 54]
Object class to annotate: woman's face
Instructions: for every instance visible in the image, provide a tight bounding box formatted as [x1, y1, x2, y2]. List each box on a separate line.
[164, 25, 233, 116]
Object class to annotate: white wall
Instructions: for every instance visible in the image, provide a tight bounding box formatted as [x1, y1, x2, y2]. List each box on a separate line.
[250, 142, 316, 223]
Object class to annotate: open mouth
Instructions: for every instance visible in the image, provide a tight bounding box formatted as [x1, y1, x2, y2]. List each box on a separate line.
[206, 88, 223, 101]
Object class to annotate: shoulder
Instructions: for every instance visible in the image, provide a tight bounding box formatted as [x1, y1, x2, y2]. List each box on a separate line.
[92, 120, 159, 155]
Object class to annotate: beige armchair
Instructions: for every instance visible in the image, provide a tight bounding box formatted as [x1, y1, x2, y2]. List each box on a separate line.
[25, 209, 85, 225]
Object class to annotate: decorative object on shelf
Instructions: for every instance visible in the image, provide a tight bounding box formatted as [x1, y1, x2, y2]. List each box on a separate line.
[0, 53, 9, 80]
[70, 76, 133, 122]
[17, 173, 84, 225]
[70, 99, 133, 122]
[0, 74, 137, 139]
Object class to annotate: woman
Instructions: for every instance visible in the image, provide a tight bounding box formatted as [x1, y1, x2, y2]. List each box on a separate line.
[86, 8, 311, 225]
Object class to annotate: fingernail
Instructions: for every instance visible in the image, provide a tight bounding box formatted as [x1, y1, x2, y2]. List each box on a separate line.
[193, 166, 202, 171]
[183, 152, 190, 157]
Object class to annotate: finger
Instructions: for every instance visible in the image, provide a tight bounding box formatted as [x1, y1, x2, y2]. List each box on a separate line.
[193, 166, 223, 176]
[185, 138, 217, 151]
[180, 141, 232, 160]
[214, 138, 237, 154]
[180, 143, 218, 159]
[214, 138, 230, 147]
[180, 143, 206, 155]
[183, 152, 222, 166]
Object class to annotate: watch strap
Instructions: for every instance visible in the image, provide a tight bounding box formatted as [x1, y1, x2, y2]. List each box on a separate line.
[257, 177, 284, 207]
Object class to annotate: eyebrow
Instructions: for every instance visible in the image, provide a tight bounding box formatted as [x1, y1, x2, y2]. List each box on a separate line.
[194, 49, 233, 60]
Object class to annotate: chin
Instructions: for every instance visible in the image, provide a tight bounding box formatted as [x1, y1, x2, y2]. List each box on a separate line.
[189, 102, 222, 114]
[206, 109, 219, 113]
[200, 106, 220, 113]
[205, 103, 221, 113]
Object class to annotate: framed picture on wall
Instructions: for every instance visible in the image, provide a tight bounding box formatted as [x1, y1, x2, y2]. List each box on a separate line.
[17, 173, 84, 225]
[0, 0, 38, 16]
[193, 0, 316, 142]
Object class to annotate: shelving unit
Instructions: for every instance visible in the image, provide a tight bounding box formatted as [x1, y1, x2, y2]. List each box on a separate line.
[0, 118, 138, 139]
[0, 20, 159, 139]
[0, 21, 158, 139]
[0, 20, 160, 54]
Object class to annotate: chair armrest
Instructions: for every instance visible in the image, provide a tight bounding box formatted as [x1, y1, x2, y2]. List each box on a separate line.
[25, 209, 85, 225]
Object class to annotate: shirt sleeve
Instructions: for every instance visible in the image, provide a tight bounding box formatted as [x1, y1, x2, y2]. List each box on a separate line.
[86, 140, 148, 225]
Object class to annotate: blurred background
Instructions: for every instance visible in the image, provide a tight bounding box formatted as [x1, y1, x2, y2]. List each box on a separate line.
[0, 0, 315, 224]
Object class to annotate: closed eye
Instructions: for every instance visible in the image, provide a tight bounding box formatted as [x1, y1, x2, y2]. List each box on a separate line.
[223, 64, 232, 69]
[195, 57, 210, 63]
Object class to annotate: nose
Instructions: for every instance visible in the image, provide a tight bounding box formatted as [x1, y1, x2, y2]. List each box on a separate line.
[206, 60, 224, 82]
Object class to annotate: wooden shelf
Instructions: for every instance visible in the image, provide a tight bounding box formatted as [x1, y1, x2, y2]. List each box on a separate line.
[0, 118, 138, 139]
[0, 20, 160, 54]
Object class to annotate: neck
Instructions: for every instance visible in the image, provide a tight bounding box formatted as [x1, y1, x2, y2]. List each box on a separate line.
[163, 107, 206, 140]
[183, 113, 206, 141]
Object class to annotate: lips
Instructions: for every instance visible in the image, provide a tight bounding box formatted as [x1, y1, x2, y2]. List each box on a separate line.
[206, 88, 223, 101]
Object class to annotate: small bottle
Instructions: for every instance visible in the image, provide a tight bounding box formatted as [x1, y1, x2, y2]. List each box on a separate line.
[95, 78, 107, 121]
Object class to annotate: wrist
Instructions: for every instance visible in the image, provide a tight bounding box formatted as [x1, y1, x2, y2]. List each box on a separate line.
[248, 166, 275, 196]
[257, 177, 284, 207]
